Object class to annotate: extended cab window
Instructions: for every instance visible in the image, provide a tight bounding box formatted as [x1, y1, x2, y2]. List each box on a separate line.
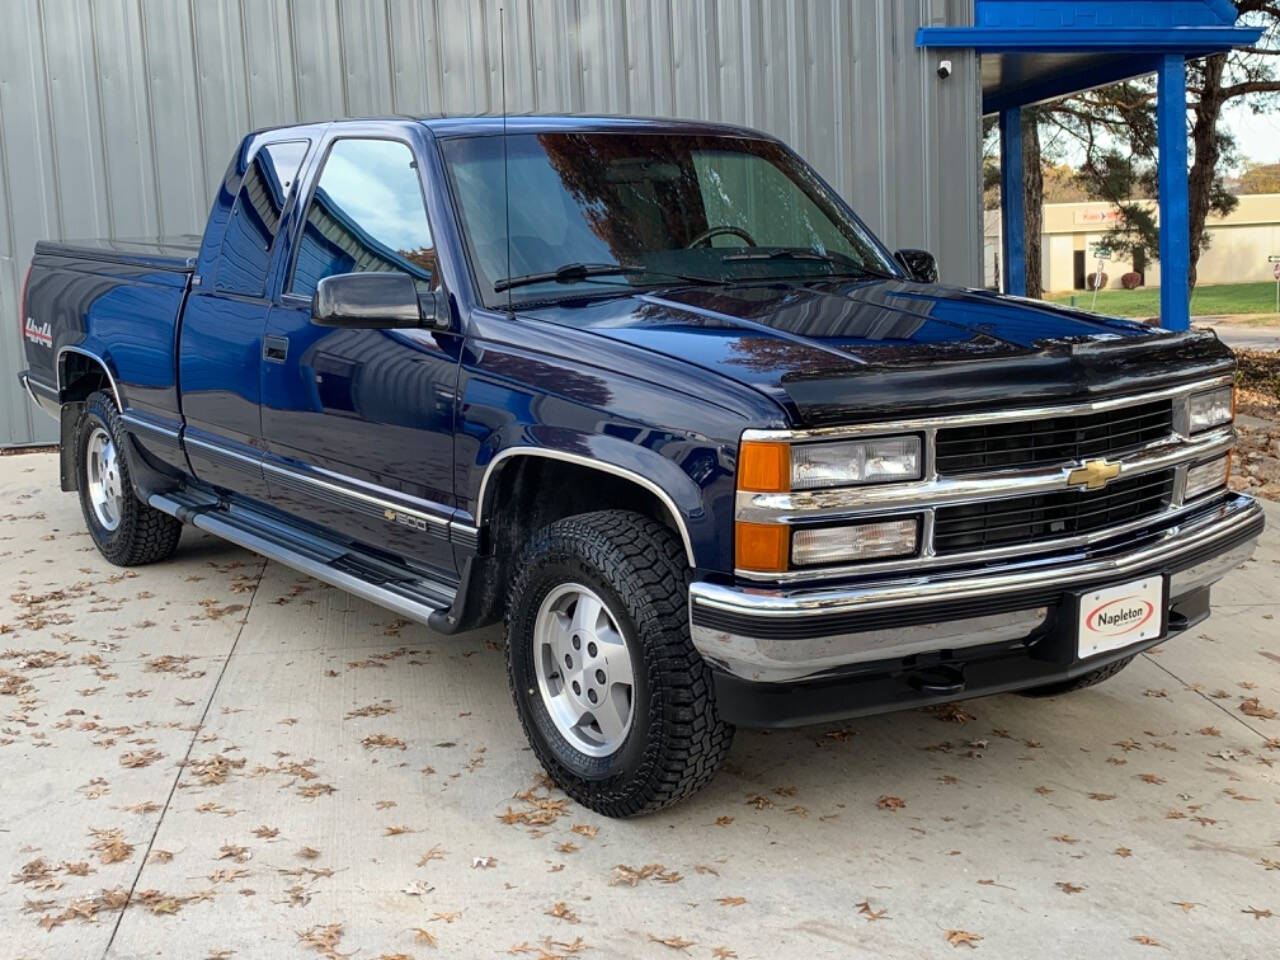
[215, 140, 308, 296]
[290, 139, 435, 298]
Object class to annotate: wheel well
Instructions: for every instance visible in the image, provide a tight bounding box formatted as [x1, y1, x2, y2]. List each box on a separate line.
[59, 351, 114, 405]
[484, 456, 689, 564]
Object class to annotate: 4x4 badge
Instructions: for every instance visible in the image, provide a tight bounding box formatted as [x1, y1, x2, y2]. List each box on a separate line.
[1067, 458, 1121, 491]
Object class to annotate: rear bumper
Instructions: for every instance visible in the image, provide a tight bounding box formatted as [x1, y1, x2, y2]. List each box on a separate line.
[689, 492, 1264, 725]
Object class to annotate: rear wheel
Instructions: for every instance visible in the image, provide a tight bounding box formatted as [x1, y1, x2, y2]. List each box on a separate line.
[1020, 654, 1136, 697]
[76, 391, 183, 566]
[505, 510, 733, 817]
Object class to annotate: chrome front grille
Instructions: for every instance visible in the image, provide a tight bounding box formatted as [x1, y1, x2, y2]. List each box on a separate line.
[933, 469, 1175, 555]
[934, 399, 1173, 475]
[734, 374, 1237, 583]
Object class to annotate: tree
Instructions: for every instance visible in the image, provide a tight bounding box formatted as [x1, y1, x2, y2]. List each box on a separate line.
[1039, 2, 1280, 292]
[1238, 160, 1280, 192]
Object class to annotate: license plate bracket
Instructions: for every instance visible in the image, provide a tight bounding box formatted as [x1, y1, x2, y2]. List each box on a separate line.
[1076, 575, 1167, 659]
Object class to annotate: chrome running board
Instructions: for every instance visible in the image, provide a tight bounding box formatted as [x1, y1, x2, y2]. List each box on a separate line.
[149, 490, 456, 625]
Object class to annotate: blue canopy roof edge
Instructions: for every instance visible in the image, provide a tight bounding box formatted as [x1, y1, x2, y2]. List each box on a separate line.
[918, 0, 1264, 55]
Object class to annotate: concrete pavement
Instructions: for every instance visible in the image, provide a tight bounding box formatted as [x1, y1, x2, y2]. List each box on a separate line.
[2, 450, 1278, 959]
[1200, 322, 1280, 351]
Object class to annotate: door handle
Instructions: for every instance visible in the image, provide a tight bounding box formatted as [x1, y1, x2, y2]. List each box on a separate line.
[264, 336, 289, 363]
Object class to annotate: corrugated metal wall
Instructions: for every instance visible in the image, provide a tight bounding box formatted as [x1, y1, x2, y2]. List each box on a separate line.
[0, 0, 979, 446]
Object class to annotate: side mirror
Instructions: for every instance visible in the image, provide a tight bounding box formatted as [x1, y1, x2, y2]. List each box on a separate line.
[312, 272, 450, 330]
[894, 248, 939, 284]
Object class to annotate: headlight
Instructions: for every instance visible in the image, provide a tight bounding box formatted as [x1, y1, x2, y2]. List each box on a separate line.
[1187, 386, 1233, 434]
[1184, 454, 1230, 500]
[791, 518, 919, 566]
[791, 436, 922, 490]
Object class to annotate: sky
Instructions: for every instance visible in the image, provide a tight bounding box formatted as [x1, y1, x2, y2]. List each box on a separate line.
[1223, 100, 1280, 169]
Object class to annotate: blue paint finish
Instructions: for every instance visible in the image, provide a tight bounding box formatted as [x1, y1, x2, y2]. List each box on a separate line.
[999, 107, 1027, 297]
[17, 114, 1239, 588]
[919, 0, 1263, 51]
[1157, 54, 1192, 332]
[983, 54, 1162, 115]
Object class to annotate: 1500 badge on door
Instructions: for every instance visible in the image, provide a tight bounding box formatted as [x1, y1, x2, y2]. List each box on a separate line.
[1078, 576, 1164, 658]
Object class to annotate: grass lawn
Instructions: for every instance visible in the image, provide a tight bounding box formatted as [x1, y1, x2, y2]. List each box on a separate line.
[1046, 281, 1279, 319]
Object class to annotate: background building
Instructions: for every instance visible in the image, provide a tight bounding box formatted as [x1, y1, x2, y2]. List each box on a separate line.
[0, 0, 981, 447]
[985, 194, 1280, 292]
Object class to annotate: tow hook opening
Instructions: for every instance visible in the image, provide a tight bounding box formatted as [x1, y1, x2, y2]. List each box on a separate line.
[906, 664, 965, 696]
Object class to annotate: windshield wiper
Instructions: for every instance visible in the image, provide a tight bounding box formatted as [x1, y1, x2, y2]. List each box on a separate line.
[494, 262, 717, 293]
[719, 248, 896, 280]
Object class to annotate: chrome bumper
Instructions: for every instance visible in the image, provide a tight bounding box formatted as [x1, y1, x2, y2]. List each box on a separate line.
[690, 493, 1264, 683]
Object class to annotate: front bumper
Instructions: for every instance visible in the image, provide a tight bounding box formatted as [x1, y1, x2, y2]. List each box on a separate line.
[690, 492, 1264, 725]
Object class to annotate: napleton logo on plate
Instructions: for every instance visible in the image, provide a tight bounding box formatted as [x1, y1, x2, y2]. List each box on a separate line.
[1067, 458, 1121, 491]
[1084, 594, 1155, 637]
[24, 316, 52, 348]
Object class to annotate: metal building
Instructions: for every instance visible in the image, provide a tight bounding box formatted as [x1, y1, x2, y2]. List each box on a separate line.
[0, 0, 980, 447]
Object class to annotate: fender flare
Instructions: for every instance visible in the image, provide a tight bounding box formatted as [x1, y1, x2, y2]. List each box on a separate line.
[473, 443, 709, 568]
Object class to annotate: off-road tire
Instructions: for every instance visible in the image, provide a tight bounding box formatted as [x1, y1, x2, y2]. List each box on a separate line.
[505, 510, 733, 817]
[1020, 654, 1137, 697]
[76, 391, 183, 566]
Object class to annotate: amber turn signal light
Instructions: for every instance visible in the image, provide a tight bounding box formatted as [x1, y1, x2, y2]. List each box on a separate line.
[738, 441, 790, 493]
[735, 521, 789, 573]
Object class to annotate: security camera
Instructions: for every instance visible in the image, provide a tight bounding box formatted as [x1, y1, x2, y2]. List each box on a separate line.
[937, 59, 953, 80]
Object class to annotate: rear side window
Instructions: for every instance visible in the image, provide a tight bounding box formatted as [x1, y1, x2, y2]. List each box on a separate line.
[289, 138, 435, 298]
[214, 140, 309, 296]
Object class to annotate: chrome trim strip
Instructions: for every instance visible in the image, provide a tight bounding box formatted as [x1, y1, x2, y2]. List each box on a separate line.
[261, 460, 453, 533]
[739, 491, 1227, 584]
[25, 375, 59, 398]
[693, 493, 1262, 619]
[735, 427, 1233, 525]
[19, 373, 59, 421]
[186, 434, 262, 469]
[693, 607, 1051, 683]
[56, 345, 122, 410]
[474, 447, 697, 567]
[121, 413, 181, 441]
[741, 374, 1233, 443]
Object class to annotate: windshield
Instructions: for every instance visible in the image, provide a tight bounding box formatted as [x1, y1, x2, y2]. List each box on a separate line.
[440, 132, 900, 307]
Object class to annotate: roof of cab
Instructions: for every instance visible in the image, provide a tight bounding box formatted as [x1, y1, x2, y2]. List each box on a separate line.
[417, 113, 770, 139]
[243, 114, 774, 144]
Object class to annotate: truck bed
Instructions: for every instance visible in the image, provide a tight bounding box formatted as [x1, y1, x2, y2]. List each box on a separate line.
[33, 235, 201, 273]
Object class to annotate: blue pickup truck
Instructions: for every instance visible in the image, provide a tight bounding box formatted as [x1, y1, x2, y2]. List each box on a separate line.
[17, 116, 1264, 816]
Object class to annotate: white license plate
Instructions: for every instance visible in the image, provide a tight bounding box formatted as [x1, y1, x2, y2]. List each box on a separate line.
[1078, 576, 1163, 658]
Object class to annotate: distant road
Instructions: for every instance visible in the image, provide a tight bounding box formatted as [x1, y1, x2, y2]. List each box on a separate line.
[1199, 322, 1280, 351]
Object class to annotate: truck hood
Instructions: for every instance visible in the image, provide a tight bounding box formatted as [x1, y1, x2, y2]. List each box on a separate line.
[524, 278, 1234, 427]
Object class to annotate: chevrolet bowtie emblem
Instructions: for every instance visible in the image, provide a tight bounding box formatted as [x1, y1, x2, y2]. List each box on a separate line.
[1067, 459, 1121, 491]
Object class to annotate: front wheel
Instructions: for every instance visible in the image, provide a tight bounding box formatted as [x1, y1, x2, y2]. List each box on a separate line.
[505, 510, 733, 817]
[76, 391, 183, 566]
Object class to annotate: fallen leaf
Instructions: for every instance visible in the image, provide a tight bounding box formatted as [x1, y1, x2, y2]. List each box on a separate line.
[1240, 697, 1277, 720]
[413, 927, 438, 946]
[876, 795, 906, 811]
[944, 929, 983, 948]
[855, 899, 888, 921]
[1241, 906, 1273, 920]
[716, 896, 747, 908]
[417, 844, 446, 866]
[546, 901, 579, 923]
[1056, 881, 1084, 894]
[1132, 935, 1163, 947]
